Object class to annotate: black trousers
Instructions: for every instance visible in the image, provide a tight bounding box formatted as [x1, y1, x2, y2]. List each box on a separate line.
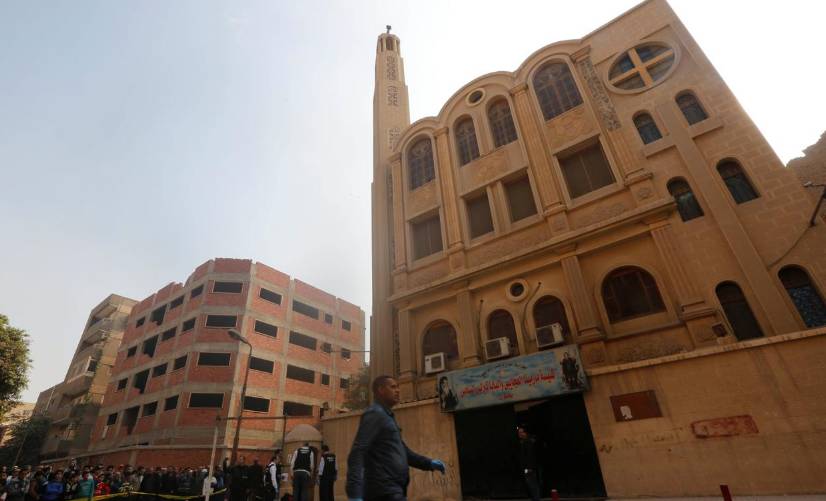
[524, 470, 541, 501]
[365, 493, 406, 501]
[318, 479, 335, 501]
[292, 471, 312, 501]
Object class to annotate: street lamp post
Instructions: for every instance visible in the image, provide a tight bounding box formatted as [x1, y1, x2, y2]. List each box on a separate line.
[228, 329, 252, 465]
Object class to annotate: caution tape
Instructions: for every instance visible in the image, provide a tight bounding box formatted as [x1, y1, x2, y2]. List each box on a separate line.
[90, 489, 227, 501]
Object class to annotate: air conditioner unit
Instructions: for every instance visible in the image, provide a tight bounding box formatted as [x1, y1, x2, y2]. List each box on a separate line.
[424, 352, 446, 375]
[485, 337, 511, 360]
[536, 323, 565, 348]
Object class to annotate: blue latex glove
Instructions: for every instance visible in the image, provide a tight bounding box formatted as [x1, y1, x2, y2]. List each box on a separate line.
[431, 459, 446, 474]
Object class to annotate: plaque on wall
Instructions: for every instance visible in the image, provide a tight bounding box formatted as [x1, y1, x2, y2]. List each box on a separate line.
[610, 390, 662, 422]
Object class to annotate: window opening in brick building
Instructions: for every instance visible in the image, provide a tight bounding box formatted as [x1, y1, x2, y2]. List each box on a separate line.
[123, 407, 139, 435]
[504, 175, 538, 222]
[133, 370, 149, 394]
[321, 342, 332, 354]
[259, 288, 282, 305]
[151, 363, 167, 377]
[182, 318, 196, 332]
[249, 356, 274, 373]
[190, 284, 204, 298]
[126, 346, 137, 358]
[243, 396, 270, 413]
[198, 352, 231, 366]
[283, 401, 313, 416]
[286, 365, 315, 384]
[169, 295, 184, 309]
[412, 214, 443, 260]
[321, 374, 330, 386]
[341, 348, 351, 360]
[117, 378, 128, 391]
[289, 331, 317, 350]
[213, 281, 243, 293]
[150, 305, 166, 326]
[324, 313, 333, 324]
[164, 395, 179, 411]
[467, 191, 494, 238]
[342, 320, 351, 331]
[292, 300, 319, 319]
[189, 393, 224, 408]
[173, 355, 188, 371]
[106, 413, 117, 426]
[161, 327, 176, 341]
[254, 320, 278, 338]
[136, 317, 145, 327]
[142, 401, 157, 417]
[86, 359, 98, 373]
[340, 378, 350, 389]
[559, 143, 615, 199]
[142, 336, 158, 358]
[205, 315, 237, 328]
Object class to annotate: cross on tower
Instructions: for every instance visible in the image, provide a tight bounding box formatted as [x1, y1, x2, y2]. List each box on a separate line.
[386, 25, 391, 34]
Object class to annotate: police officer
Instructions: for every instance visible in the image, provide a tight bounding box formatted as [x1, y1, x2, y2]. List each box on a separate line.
[264, 452, 281, 501]
[317, 445, 337, 501]
[290, 443, 314, 501]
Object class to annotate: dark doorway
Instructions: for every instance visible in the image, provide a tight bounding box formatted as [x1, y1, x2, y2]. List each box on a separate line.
[454, 394, 605, 499]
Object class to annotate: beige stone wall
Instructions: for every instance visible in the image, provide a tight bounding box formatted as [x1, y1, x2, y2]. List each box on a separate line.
[322, 400, 461, 501]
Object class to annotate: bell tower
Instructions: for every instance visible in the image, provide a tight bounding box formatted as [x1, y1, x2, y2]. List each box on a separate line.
[371, 27, 410, 379]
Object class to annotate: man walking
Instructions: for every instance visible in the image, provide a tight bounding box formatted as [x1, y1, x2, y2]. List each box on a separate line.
[317, 445, 337, 501]
[346, 375, 445, 501]
[517, 426, 541, 501]
[290, 443, 314, 501]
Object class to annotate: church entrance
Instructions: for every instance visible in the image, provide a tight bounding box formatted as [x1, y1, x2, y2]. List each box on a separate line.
[454, 394, 605, 499]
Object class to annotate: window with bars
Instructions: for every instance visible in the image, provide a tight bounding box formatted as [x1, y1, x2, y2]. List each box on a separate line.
[716, 282, 763, 340]
[488, 99, 518, 147]
[533, 62, 583, 120]
[633, 113, 662, 144]
[411, 214, 443, 260]
[676, 92, 708, 125]
[667, 178, 704, 221]
[259, 288, 282, 305]
[454, 117, 480, 166]
[504, 176, 538, 222]
[779, 266, 826, 328]
[602, 267, 666, 322]
[408, 138, 435, 190]
[466, 192, 494, 238]
[717, 160, 758, 204]
[558, 142, 616, 199]
[422, 321, 459, 369]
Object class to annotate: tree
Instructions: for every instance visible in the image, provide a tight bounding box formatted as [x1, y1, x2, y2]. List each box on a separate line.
[0, 415, 50, 467]
[343, 365, 370, 410]
[0, 314, 31, 417]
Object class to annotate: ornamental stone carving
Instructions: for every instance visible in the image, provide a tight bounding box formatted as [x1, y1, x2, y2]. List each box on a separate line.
[386, 55, 398, 80]
[387, 85, 399, 106]
[576, 57, 621, 131]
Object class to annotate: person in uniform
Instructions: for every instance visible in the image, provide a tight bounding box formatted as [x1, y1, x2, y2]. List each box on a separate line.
[290, 443, 314, 501]
[346, 375, 446, 501]
[264, 452, 281, 501]
[248, 459, 264, 501]
[317, 445, 337, 501]
[517, 426, 540, 501]
[228, 456, 248, 501]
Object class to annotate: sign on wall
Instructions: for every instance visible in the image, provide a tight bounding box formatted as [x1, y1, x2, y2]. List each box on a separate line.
[609, 390, 662, 422]
[436, 345, 588, 412]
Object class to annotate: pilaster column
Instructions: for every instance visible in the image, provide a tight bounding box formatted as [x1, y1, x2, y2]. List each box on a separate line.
[508, 84, 565, 215]
[390, 154, 407, 273]
[560, 254, 602, 340]
[433, 127, 466, 270]
[396, 309, 416, 402]
[456, 291, 481, 366]
[649, 221, 703, 308]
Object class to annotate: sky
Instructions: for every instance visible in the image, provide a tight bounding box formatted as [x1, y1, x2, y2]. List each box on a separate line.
[2, 0, 825, 403]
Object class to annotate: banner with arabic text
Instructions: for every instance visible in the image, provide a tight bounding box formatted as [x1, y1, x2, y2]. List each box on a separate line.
[436, 345, 588, 412]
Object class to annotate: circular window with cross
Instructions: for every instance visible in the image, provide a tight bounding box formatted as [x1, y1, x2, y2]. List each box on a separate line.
[607, 42, 678, 94]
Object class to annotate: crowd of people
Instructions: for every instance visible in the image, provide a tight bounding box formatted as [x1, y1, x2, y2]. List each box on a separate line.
[0, 445, 337, 501]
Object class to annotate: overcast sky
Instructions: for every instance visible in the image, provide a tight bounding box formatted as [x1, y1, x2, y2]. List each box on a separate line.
[3, 0, 824, 403]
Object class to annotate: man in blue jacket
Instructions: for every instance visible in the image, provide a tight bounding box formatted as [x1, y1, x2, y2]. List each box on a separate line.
[346, 375, 445, 501]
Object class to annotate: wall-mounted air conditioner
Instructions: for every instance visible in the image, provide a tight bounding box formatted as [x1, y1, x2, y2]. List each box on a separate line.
[485, 337, 511, 360]
[424, 352, 446, 375]
[536, 322, 564, 348]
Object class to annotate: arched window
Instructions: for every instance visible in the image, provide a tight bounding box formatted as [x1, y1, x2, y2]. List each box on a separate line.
[716, 282, 763, 340]
[676, 92, 708, 125]
[407, 138, 435, 190]
[533, 296, 571, 339]
[488, 99, 518, 147]
[454, 117, 480, 166]
[779, 266, 826, 328]
[717, 160, 758, 204]
[667, 178, 704, 221]
[533, 62, 583, 121]
[488, 309, 519, 356]
[633, 113, 662, 144]
[422, 321, 460, 369]
[602, 267, 666, 322]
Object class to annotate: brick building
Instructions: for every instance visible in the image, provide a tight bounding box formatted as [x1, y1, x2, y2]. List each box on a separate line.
[37, 294, 136, 461]
[85, 258, 365, 467]
[323, 0, 826, 498]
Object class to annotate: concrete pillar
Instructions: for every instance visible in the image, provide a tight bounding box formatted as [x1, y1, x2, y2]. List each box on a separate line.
[397, 309, 416, 402]
[456, 290, 481, 366]
[390, 153, 407, 275]
[561, 254, 603, 341]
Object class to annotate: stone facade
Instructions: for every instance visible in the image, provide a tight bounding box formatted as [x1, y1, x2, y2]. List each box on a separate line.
[77, 258, 365, 467]
[327, 0, 826, 498]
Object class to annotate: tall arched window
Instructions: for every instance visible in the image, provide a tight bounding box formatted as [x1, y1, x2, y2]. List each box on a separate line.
[533, 62, 583, 121]
[533, 296, 571, 339]
[422, 321, 460, 370]
[779, 266, 826, 328]
[676, 92, 708, 125]
[716, 282, 763, 340]
[633, 113, 662, 144]
[454, 117, 480, 166]
[408, 137, 435, 190]
[488, 309, 519, 356]
[602, 267, 666, 322]
[717, 160, 758, 204]
[488, 99, 518, 147]
[667, 178, 704, 221]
